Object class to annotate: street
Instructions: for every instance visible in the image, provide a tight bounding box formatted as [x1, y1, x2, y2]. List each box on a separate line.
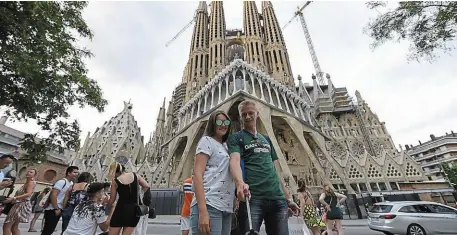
[2, 217, 385, 235]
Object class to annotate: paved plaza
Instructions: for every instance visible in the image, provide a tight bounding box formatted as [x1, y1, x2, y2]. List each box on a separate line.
[1, 215, 384, 235]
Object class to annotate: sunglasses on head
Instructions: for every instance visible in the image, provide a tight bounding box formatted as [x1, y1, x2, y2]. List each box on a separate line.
[215, 120, 231, 126]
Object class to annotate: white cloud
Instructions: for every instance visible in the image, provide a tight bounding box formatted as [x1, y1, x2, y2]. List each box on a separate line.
[4, 1, 456, 150]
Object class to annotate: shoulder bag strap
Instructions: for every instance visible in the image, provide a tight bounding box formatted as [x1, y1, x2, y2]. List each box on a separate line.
[135, 173, 142, 205]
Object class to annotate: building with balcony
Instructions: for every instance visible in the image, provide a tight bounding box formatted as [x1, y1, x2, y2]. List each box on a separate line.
[406, 131, 457, 181]
[0, 116, 75, 187]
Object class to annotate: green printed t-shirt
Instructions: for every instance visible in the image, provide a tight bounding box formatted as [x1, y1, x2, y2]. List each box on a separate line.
[227, 130, 284, 200]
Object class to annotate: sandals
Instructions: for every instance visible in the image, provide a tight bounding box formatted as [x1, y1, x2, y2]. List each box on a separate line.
[28, 229, 38, 232]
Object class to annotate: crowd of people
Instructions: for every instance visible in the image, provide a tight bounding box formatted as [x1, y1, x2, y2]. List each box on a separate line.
[0, 156, 151, 235]
[1, 100, 348, 235]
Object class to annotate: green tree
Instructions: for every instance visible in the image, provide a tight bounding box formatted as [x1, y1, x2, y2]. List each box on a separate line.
[364, 1, 457, 62]
[442, 163, 457, 187]
[0, 2, 107, 163]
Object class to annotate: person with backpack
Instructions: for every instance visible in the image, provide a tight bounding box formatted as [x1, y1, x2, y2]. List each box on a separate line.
[41, 166, 79, 235]
[61, 172, 92, 234]
[227, 100, 300, 235]
[62, 182, 114, 235]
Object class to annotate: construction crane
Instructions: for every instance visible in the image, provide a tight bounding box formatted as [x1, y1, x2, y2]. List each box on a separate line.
[282, 1, 326, 85]
[165, 16, 195, 47]
[165, 3, 211, 47]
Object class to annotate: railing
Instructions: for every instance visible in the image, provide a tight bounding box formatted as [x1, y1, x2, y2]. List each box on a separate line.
[415, 147, 457, 162]
[421, 156, 457, 168]
[408, 138, 457, 155]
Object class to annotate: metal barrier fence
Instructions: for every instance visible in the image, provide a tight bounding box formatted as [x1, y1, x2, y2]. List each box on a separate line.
[148, 188, 183, 215]
[147, 189, 457, 217]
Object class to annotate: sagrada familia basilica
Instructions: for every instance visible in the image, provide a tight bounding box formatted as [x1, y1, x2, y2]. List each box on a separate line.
[70, 1, 426, 194]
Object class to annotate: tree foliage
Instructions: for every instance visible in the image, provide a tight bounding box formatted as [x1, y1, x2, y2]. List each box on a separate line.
[442, 163, 457, 187]
[0, 1, 107, 163]
[364, 1, 457, 62]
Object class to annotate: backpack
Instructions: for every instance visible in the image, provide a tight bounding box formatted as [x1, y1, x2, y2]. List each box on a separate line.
[67, 184, 88, 207]
[62, 184, 88, 219]
[39, 179, 68, 208]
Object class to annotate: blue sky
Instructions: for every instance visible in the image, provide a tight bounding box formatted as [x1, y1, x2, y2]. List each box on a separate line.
[4, 1, 456, 148]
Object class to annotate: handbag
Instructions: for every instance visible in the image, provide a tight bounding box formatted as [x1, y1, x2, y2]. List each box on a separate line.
[2, 202, 14, 215]
[319, 196, 332, 224]
[133, 173, 149, 217]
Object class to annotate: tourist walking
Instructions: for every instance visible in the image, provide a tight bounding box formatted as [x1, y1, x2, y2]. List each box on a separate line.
[62, 182, 114, 235]
[41, 166, 79, 235]
[61, 172, 92, 234]
[181, 177, 193, 235]
[297, 179, 325, 235]
[3, 168, 37, 235]
[191, 110, 236, 235]
[28, 187, 51, 232]
[107, 162, 150, 235]
[318, 184, 347, 235]
[228, 100, 300, 235]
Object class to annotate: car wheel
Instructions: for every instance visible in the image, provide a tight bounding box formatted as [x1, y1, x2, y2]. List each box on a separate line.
[407, 224, 426, 235]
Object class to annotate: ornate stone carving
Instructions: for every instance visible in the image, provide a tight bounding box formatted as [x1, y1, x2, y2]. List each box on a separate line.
[328, 141, 345, 160]
[351, 141, 365, 156]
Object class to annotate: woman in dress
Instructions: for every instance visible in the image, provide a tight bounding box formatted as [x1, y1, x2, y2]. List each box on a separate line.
[297, 179, 325, 235]
[191, 110, 236, 235]
[28, 187, 51, 232]
[318, 184, 347, 235]
[3, 168, 37, 235]
[63, 182, 114, 235]
[108, 163, 149, 235]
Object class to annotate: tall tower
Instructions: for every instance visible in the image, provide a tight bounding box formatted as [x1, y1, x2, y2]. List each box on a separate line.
[185, 1, 209, 100]
[243, 1, 267, 71]
[208, 1, 227, 79]
[262, 1, 294, 87]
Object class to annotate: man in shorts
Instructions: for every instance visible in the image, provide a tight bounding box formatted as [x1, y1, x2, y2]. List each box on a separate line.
[181, 177, 193, 235]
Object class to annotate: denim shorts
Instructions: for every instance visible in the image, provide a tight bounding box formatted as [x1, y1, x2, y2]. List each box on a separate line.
[190, 204, 232, 235]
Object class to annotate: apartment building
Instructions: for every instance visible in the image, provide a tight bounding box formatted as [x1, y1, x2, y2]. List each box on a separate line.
[406, 131, 457, 181]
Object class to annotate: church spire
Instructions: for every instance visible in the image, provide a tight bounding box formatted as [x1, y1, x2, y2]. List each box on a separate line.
[186, 1, 209, 100]
[243, 1, 267, 70]
[208, 1, 227, 79]
[262, 1, 294, 87]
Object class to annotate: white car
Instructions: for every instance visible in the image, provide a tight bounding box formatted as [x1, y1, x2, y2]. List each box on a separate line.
[367, 201, 457, 235]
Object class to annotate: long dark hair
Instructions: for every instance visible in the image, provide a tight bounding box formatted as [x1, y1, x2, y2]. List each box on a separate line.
[297, 178, 307, 193]
[73, 182, 108, 220]
[204, 110, 231, 143]
[77, 172, 92, 183]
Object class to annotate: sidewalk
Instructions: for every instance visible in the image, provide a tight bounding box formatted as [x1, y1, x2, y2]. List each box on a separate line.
[1, 214, 368, 226]
[149, 215, 368, 227]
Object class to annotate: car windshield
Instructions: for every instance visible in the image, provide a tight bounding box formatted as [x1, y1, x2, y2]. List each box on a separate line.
[369, 204, 393, 213]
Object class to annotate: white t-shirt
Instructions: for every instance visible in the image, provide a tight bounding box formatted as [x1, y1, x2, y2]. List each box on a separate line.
[46, 178, 73, 210]
[62, 203, 107, 235]
[191, 136, 235, 213]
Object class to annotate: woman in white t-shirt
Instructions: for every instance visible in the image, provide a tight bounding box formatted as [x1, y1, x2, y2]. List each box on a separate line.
[191, 110, 236, 235]
[63, 182, 115, 235]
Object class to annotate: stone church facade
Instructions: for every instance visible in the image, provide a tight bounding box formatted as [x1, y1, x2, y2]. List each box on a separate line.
[71, 1, 426, 194]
